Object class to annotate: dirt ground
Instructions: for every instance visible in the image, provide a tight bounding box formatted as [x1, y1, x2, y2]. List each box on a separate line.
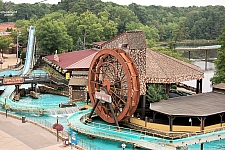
[0, 53, 20, 70]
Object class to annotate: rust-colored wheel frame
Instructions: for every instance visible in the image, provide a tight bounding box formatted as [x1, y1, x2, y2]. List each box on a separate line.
[88, 48, 140, 123]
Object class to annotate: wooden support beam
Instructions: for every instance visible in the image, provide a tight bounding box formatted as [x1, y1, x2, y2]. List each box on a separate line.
[188, 51, 191, 60]
[219, 113, 224, 127]
[196, 80, 200, 94]
[200, 143, 204, 150]
[198, 117, 206, 132]
[153, 111, 157, 123]
[165, 84, 170, 95]
[205, 50, 208, 71]
[141, 95, 146, 120]
[200, 79, 203, 93]
[168, 116, 176, 131]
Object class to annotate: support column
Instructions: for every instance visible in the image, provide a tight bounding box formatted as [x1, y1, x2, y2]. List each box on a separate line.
[199, 79, 203, 93]
[168, 116, 175, 131]
[196, 80, 200, 94]
[200, 143, 204, 150]
[219, 113, 224, 127]
[15, 85, 19, 95]
[15, 85, 20, 101]
[188, 51, 191, 60]
[165, 84, 170, 95]
[88, 99, 100, 122]
[34, 83, 37, 92]
[31, 83, 34, 91]
[198, 117, 206, 132]
[153, 112, 157, 123]
[205, 50, 208, 71]
[109, 103, 120, 131]
[141, 95, 146, 120]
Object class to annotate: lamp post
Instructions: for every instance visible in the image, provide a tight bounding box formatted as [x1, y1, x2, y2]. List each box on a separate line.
[16, 32, 18, 63]
[16, 31, 21, 65]
[189, 118, 192, 132]
[121, 143, 126, 150]
[56, 116, 59, 142]
[5, 97, 7, 118]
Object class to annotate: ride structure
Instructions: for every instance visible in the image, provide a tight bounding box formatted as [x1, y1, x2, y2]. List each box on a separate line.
[19, 26, 36, 76]
[87, 48, 140, 129]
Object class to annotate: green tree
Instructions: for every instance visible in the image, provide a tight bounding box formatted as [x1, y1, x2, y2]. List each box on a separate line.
[36, 17, 73, 54]
[98, 11, 118, 41]
[172, 22, 189, 48]
[0, 36, 12, 57]
[146, 84, 168, 103]
[14, 19, 33, 47]
[75, 37, 85, 51]
[76, 10, 104, 47]
[211, 28, 225, 84]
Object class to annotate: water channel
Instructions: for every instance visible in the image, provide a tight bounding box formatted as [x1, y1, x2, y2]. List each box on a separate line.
[0, 62, 225, 149]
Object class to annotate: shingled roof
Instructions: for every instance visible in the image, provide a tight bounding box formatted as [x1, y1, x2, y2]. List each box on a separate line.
[151, 92, 225, 116]
[101, 30, 147, 50]
[145, 49, 204, 83]
[66, 52, 98, 69]
[44, 49, 99, 69]
[0, 23, 17, 32]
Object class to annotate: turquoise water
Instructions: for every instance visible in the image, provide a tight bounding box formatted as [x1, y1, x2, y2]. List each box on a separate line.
[30, 69, 47, 74]
[17, 94, 69, 109]
[0, 70, 19, 76]
[0, 69, 225, 149]
[188, 140, 225, 150]
[1, 93, 225, 149]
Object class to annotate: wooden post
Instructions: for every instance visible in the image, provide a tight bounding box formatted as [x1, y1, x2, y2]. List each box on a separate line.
[196, 80, 200, 94]
[200, 143, 203, 150]
[5, 109, 7, 118]
[205, 50, 208, 71]
[165, 84, 170, 95]
[198, 117, 206, 132]
[188, 51, 191, 60]
[153, 112, 157, 123]
[219, 113, 224, 127]
[141, 95, 146, 120]
[199, 79, 203, 93]
[56, 116, 59, 142]
[168, 116, 175, 131]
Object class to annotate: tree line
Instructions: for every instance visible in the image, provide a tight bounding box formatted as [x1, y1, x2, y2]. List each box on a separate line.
[1, 0, 225, 44]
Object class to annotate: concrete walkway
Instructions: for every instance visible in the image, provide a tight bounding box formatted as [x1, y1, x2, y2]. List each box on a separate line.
[0, 54, 78, 150]
[1, 54, 19, 70]
[0, 114, 74, 150]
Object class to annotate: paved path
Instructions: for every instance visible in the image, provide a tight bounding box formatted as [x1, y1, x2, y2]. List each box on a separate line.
[0, 54, 79, 150]
[1, 54, 19, 70]
[0, 114, 74, 150]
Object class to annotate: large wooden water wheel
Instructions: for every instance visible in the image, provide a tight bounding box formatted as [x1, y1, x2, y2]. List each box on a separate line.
[88, 48, 140, 124]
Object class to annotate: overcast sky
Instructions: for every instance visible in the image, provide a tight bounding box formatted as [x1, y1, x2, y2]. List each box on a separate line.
[3, 0, 225, 7]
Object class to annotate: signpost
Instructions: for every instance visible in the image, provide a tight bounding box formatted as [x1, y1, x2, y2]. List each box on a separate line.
[3, 77, 24, 85]
[95, 91, 112, 103]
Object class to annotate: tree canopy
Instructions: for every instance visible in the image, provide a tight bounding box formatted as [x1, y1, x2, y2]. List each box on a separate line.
[1, 0, 225, 54]
[211, 27, 225, 84]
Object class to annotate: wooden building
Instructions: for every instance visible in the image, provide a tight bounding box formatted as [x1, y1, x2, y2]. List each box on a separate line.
[43, 49, 98, 103]
[101, 30, 204, 119]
